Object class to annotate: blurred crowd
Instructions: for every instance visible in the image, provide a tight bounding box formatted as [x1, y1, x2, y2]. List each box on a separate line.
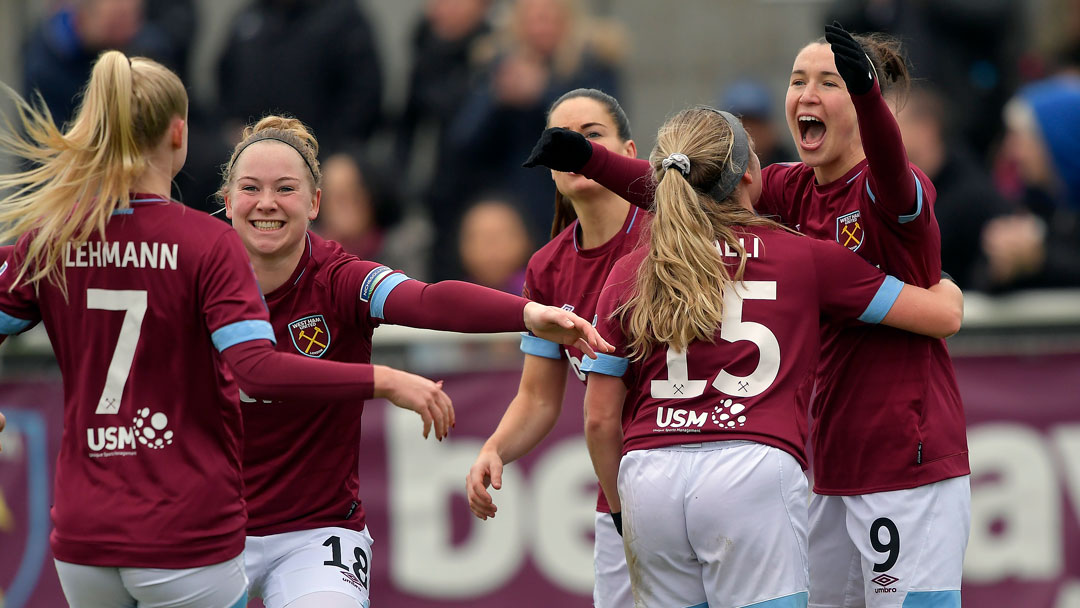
[17, 0, 1080, 292]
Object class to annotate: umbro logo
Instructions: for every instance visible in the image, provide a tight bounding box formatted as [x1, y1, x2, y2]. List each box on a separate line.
[871, 574, 899, 594]
[871, 574, 898, 587]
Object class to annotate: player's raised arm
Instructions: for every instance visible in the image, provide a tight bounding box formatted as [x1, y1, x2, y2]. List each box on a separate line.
[0, 410, 6, 452]
[826, 22, 921, 221]
[524, 127, 654, 209]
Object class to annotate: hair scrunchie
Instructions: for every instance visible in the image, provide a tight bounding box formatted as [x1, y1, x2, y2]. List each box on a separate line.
[661, 153, 691, 176]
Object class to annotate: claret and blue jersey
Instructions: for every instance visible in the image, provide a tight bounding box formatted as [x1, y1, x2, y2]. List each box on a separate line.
[0, 196, 275, 568]
[583, 225, 903, 467]
[518, 205, 648, 513]
[243, 231, 409, 537]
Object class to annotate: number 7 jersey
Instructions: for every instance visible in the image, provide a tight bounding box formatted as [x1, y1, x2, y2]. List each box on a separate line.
[585, 226, 902, 465]
[0, 196, 274, 568]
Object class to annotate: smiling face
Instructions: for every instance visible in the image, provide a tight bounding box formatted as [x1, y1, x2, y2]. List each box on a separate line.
[785, 42, 865, 183]
[547, 95, 636, 200]
[224, 140, 320, 264]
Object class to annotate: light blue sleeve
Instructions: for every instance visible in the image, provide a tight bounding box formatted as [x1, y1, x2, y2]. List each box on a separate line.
[211, 319, 276, 351]
[0, 309, 33, 335]
[520, 332, 563, 359]
[857, 275, 904, 324]
[369, 273, 411, 320]
[580, 353, 629, 377]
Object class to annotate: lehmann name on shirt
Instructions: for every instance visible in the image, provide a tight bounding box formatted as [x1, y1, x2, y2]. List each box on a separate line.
[64, 241, 178, 270]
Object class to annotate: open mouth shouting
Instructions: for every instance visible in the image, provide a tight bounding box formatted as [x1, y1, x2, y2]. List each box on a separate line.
[797, 114, 826, 151]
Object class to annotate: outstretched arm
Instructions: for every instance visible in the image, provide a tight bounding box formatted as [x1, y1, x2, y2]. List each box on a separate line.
[467, 355, 569, 520]
[523, 127, 654, 209]
[827, 23, 919, 219]
[380, 279, 611, 357]
[223, 341, 454, 439]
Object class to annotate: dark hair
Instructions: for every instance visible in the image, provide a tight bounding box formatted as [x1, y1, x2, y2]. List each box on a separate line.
[546, 88, 632, 239]
[812, 31, 911, 98]
[323, 146, 404, 230]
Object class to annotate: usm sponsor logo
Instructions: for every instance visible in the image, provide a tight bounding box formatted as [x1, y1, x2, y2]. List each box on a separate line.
[87, 408, 174, 457]
[87, 426, 137, 454]
[871, 574, 899, 593]
[655, 407, 707, 429]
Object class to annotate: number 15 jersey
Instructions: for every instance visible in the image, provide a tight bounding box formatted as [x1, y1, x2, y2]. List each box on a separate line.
[0, 197, 275, 569]
[584, 226, 901, 465]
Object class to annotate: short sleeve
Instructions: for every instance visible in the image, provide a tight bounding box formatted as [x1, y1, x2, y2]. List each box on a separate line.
[579, 259, 635, 379]
[809, 238, 900, 324]
[519, 254, 563, 359]
[199, 231, 275, 351]
[0, 241, 41, 335]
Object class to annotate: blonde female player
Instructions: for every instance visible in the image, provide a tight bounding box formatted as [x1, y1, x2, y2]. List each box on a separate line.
[465, 88, 643, 608]
[0, 53, 456, 608]
[528, 24, 970, 608]
[218, 115, 609, 608]
[582, 107, 962, 608]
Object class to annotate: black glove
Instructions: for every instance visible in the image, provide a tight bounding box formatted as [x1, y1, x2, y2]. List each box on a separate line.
[824, 21, 875, 96]
[609, 511, 623, 536]
[522, 127, 593, 172]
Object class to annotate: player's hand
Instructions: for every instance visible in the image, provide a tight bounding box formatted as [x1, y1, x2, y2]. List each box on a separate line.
[523, 302, 614, 359]
[0, 410, 6, 452]
[466, 446, 504, 520]
[373, 366, 455, 440]
[609, 511, 623, 536]
[825, 21, 875, 96]
[522, 127, 593, 172]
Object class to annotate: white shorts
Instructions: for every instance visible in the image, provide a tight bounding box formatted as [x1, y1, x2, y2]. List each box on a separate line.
[246, 526, 374, 608]
[619, 441, 809, 608]
[594, 511, 633, 608]
[54, 555, 247, 608]
[808, 475, 971, 608]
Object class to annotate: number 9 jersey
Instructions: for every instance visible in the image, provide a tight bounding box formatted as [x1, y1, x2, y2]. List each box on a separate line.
[0, 196, 275, 569]
[585, 225, 903, 465]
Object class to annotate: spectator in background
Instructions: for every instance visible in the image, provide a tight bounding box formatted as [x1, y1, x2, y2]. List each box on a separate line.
[890, 84, 1010, 289]
[982, 73, 1080, 289]
[22, 0, 189, 127]
[437, 0, 627, 278]
[144, 0, 196, 79]
[457, 198, 531, 294]
[719, 78, 797, 167]
[216, 0, 383, 154]
[395, 0, 493, 171]
[827, 0, 1024, 159]
[316, 149, 430, 279]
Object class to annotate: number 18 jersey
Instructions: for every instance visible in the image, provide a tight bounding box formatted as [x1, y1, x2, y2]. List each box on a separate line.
[585, 226, 900, 465]
[0, 197, 275, 568]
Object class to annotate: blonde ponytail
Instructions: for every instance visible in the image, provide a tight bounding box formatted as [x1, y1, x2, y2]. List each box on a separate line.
[0, 51, 187, 296]
[618, 107, 791, 360]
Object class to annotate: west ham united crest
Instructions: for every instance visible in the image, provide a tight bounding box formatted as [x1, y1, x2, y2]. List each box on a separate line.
[836, 210, 864, 251]
[289, 314, 331, 358]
